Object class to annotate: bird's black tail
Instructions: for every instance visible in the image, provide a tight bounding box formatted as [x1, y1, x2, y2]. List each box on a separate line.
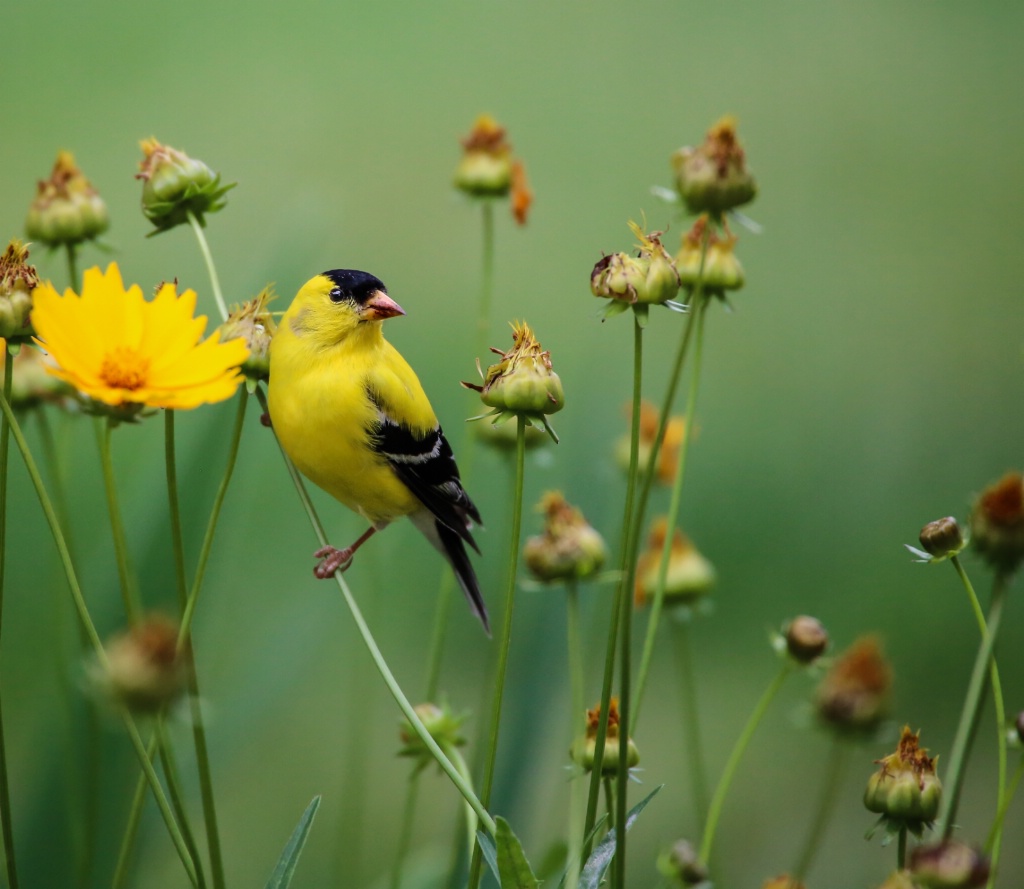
[429, 518, 489, 635]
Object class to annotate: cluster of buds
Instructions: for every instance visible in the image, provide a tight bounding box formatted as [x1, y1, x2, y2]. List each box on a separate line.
[137, 138, 234, 233]
[523, 491, 606, 583]
[815, 635, 892, 735]
[25, 151, 109, 249]
[216, 287, 278, 385]
[590, 222, 682, 313]
[864, 726, 942, 836]
[464, 321, 563, 441]
[781, 615, 829, 665]
[615, 400, 686, 486]
[675, 216, 745, 299]
[94, 615, 189, 713]
[968, 471, 1024, 576]
[0, 240, 40, 342]
[656, 839, 709, 888]
[453, 115, 532, 224]
[909, 840, 990, 888]
[570, 697, 639, 774]
[398, 702, 467, 774]
[906, 516, 966, 563]
[634, 518, 715, 609]
[671, 116, 757, 217]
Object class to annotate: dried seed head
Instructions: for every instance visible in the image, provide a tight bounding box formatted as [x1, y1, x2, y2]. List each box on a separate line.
[137, 138, 234, 232]
[25, 151, 109, 248]
[570, 697, 639, 774]
[671, 116, 757, 216]
[453, 115, 514, 197]
[523, 491, 606, 583]
[969, 472, 1024, 575]
[216, 287, 276, 382]
[816, 635, 892, 735]
[0, 240, 40, 341]
[468, 321, 564, 416]
[634, 518, 715, 608]
[864, 726, 942, 826]
[676, 216, 745, 297]
[909, 840, 989, 888]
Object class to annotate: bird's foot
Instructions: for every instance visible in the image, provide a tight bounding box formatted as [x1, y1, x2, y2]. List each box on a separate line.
[313, 545, 354, 579]
[259, 412, 272, 428]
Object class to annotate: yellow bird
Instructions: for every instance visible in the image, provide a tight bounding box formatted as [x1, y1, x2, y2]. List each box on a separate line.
[268, 269, 488, 632]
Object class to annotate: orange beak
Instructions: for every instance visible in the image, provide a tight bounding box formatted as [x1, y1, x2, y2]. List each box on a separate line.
[361, 290, 406, 321]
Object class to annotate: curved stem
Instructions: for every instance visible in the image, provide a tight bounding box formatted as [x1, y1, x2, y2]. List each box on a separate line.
[254, 385, 495, 836]
[672, 619, 709, 827]
[986, 756, 1024, 852]
[700, 664, 792, 865]
[939, 574, 1009, 839]
[186, 210, 228, 322]
[565, 580, 586, 889]
[390, 777, 422, 889]
[95, 417, 140, 623]
[792, 737, 848, 882]
[156, 717, 208, 889]
[444, 743, 478, 858]
[467, 415, 527, 889]
[112, 733, 158, 889]
[0, 348, 18, 889]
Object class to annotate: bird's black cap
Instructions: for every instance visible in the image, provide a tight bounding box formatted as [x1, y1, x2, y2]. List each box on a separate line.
[322, 269, 387, 305]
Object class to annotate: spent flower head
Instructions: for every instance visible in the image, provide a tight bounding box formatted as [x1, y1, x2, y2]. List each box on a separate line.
[656, 839, 708, 887]
[616, 400, 686, 486]
[671, 116, 757, 216]
[136, 138, 234, 233]
[909, 840, 989, 888]
[93, 614, 189, 713]
[31, 263, 248, 420]
[590, 222, 683, 314]
[454, 114, 514, 198]
[968, 471, 1024, 575]
[634, 518, 715, 609]
[816, 635, 892, 735]
[25, 151, 109, 248]
[216, 286, 278, 384]
[864, 726, 942, 837]
[523, 491, 607, 583]
[0, 239, 40, 342]
[676, 216, 745, 299]
[570, 697, 639, 774]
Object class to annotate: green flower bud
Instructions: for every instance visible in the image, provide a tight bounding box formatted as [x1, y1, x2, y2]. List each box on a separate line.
[398, 702, 466, 763]
[0, 240, 40, 341]
[864, 726, 942, 828]
[968, 471, 1024, 575]
[917, 516, 966, 561]
[676, 216, 745, 296]
[523, 491, 606, 582]
[25, 152, 109, 249]
[454, 115, 513, 197]
[216, 287, 276, 382]
[785, 615, 829, 664]
[910, 840, 989, 888]
[136, 138, 234, 233]
[634, 518, 715, 609]
[93, 615, 188, 713]
[467, 321, 564, 415]
[671, 116, 757, 216]
[570, 697, 639, 774]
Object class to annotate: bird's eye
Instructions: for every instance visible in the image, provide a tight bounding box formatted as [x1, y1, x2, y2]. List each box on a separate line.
[329, 288, 344, 303]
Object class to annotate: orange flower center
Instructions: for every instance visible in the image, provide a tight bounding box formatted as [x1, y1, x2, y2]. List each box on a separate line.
[99, 347, 150, 391]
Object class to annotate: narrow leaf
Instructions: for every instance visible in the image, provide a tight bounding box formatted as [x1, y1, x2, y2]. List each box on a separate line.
[578, 785, 663, 889]
[478, 831, 500, 885]
[264, 796, 322, 889]
[556, 815, 609, 889]
[496, 816, 540, 889]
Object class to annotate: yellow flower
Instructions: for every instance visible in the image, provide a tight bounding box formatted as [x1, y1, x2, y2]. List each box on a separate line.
[31, 263, 248, 410]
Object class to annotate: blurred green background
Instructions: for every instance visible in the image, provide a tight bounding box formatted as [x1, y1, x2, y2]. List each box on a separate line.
[3, 0, 1024, 886]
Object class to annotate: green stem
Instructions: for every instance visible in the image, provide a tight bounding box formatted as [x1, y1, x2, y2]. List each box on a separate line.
[95, 417, 140, 624]
[986, 756, 1024, 852]
[389, 777, 422, 889]
[477, 200, 495, 363]
[583, 314, 644, 849]
[65, 243, 79, 290]
[700, 664, 792, 865]
[254, 385, 495, 836]
[444, 743, 479, 859]
[156, 718, 208, 889]
[565, 579, 586, 889]
[0, 348, 18, 889]
[467, 415, 528, 889]
[186, 210, 229, 322]
[897, 825, 907, 871]
[0, 393, 198, 886]
[939, 574, 1008, 839]
[604, 777, 615, 831]
[672, 619, 709, 828]
[112, 734, 158, 889]
[791, 738, 848, 882]
[632, 297, 708, 733]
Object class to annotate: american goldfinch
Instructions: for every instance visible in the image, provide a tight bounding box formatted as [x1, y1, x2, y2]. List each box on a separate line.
[268, 269, 488, 632]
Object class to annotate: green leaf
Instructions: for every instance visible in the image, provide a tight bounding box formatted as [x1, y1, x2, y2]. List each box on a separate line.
[478, 831, 500, 885]
[556, 815, 609, 889]
[632, 303, 650, 327]
[496, 816, 540, 889]
[264, 796, 322, 889]
[578, 785, 663, 889]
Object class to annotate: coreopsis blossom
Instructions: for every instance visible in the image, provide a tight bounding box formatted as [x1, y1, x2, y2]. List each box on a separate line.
[31, 263, 247, 415]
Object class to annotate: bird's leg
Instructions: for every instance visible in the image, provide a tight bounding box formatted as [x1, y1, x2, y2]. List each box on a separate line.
[313, 526, 378, 579]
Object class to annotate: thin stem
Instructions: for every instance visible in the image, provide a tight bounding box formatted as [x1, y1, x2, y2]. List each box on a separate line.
[792, 738, 848, 882]
[445, 743, 479, 859]
[254, 385, 495, 836]
[897, 826, 907, 871]
[632, 297, 708, 732]
[477, 200, 495, 363]
[186, 210, 228, 322]
[0, 347, 18, 889]
[604, 777, 616, 830]
[700, 664, 792, 865]
[584, 314, 644, 848]
[672, 619, 709, 827]
[390, 777, 422, 889]
[467, 415, 528, 889]
[95, 417, 140, 624]
[112, 734, 158, 889]
[65, 243, 79, 290]
[939, 574, 1009, 839]
[565, 580, 586, 889]
[986, 756, 1024, 852]
[156, 718, 208, 889]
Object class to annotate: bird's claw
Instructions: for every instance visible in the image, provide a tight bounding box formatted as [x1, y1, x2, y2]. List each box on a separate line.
[313, 545, 354, 579]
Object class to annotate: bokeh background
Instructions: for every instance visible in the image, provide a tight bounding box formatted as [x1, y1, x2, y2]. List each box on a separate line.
[3, 1, 1024, 886]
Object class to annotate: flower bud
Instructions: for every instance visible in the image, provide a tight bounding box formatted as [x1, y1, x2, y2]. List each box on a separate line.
[136, 138, 234, 232]
[523, 491, 607, 582]
[656, 840, 708, 887]
[398, 701, 466, 764]
[615, 401, 686, 486]
[25, 151, 109, 248]
[570, 697, 639, 774]
[784, 615, 829, 664]
[95, 615, 188, 712]
[634, 518, 715, 609]
[816, 635, 892, 734]
[676, 217, 745, 297]
[864, 726, 942, 826]
[671, 116, 757, 216]
[454, 115, 513, 197]
[918, 517, 965, 560]
[466, 322, 564, 416]
[216, 287, 277, 382]
[909, 840, 989, 888]
[0, 240, 40, 341]
[968, 471, 1024, 575]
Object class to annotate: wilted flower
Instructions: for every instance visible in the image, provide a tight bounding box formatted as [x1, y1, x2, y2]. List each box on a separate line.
[94, 615, 188, 712]
[671, 116, 757, 216]
[784, 615, 829, 665]
[570, 697, 639, 774]
[454, 115, 514, 197]
[591, 222, 681, 307]
[634, 518, 715, 609]
[909, 840, 989, 888]
[136, 138, 234, 233]
[968, 471, 1024, 575]
[0, 240, 40, 341]
[865, 726, 942, 833]
[216, 287, 277, 382]
[816, 635, 892, 734]
[31, 263, 248, 417]
[615, 400, 686, 486]
[25, 151, 109, 249]
[656, 839, 708, 887]
[523, 491, 606, 582]
[675, 216, 745, 298]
